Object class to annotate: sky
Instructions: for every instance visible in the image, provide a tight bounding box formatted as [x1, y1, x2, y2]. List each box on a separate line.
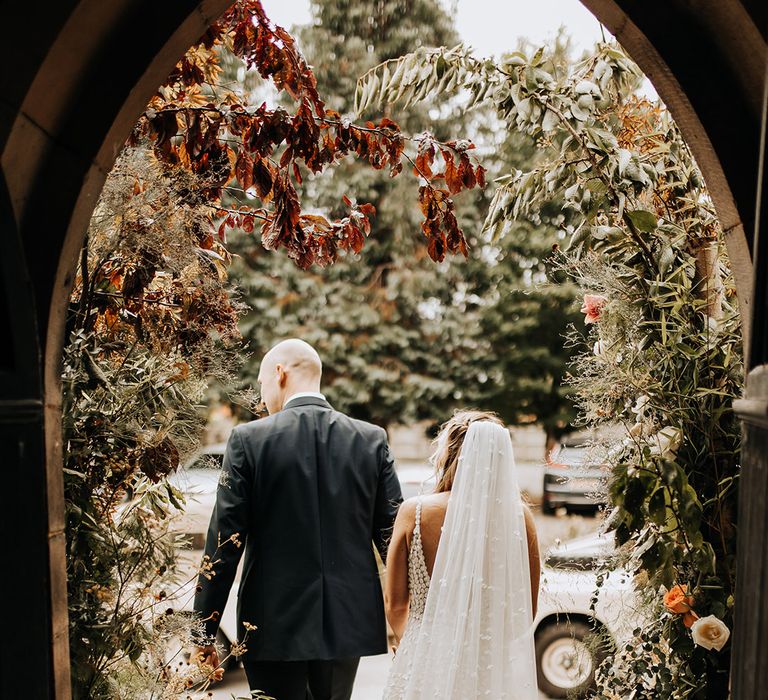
[261, 0, 656, 97]
[261, 0, 609, 58]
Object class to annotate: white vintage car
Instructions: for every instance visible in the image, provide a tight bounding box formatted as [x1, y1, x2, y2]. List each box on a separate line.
[534, 533, 641, 697]
[169, 451, 642, 698]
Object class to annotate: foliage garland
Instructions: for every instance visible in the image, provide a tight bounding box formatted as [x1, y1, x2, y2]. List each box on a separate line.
[65, 149, 245, 698]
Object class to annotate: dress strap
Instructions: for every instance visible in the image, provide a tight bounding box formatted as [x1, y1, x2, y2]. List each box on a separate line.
[414, 498, 422, 537]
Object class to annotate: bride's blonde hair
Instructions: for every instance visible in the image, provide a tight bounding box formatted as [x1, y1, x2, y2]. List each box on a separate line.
[431, 409, 505, 493]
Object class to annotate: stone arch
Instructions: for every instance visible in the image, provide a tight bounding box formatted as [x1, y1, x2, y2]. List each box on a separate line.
[0, 2, 232, 697]
[0, 1, 764, 697]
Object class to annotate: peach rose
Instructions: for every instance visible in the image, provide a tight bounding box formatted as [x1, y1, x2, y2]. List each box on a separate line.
[664, 584, 695, 614]
[691, 615, 730, 651]
[580, 294, 607, 324]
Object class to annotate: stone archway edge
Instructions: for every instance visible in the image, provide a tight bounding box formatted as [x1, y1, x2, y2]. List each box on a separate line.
[2, 2, 233, 697]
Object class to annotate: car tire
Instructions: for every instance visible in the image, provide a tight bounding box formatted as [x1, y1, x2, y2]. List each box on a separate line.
[535, 620, 606, 698]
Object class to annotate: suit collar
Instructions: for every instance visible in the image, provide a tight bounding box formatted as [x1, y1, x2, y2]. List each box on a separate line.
[282, 396, 332, 410]
[284, 391, 326, 406]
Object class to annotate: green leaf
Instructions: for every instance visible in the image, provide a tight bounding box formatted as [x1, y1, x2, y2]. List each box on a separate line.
[502, 51, 527, 68]
[660, 459, 679, 487]
[658, 242, 675, 274]
[649, 487, 667, 525]
[575, 79, 600, 95]
[517, 97, 532, 121]
[570, 103, 589, 121]
[541, 108, 558, 132]
[617, 148, 631, 176]
[693, 543, 716, 574]
[624, 476, 647, 511]
[626, 209, 658, 233]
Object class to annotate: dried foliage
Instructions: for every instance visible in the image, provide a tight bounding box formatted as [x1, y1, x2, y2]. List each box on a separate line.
[64, 148, 246, 698]
[132, 0, 483, 266]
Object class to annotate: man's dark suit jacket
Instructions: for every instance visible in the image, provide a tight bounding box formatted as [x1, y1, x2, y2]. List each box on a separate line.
[194, 396, 403, 661]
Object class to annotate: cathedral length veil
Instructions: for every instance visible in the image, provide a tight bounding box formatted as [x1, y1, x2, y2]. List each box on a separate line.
[403, 421, 538, 699]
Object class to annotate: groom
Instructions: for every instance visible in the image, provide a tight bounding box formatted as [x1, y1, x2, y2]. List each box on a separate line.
[194, 339, 402, 700]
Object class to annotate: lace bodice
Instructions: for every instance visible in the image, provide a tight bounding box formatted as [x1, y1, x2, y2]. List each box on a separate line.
[383, 499, 430, 699]
[406, 500, 430, 618]
[383, 422, 538, 699]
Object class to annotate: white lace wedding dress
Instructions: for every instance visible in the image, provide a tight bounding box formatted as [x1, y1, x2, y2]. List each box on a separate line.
[382, 421, 539, 699]
[381, 499, 431, 699]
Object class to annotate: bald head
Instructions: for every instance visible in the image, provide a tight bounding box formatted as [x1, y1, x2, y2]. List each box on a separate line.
[258, 339, 323, 414]
[263, 339, 322, 378]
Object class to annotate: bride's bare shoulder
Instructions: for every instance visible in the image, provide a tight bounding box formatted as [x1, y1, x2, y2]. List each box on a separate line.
[396, 493, 446, 524]
[419, 491, 450, 515]
[394, 496, 419, 526]
[420, 491, 449, 503]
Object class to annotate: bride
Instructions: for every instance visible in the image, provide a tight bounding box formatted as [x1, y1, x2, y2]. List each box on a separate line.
[382, 410, 541, 699]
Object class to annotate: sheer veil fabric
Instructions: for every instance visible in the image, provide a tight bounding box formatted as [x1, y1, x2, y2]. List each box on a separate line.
[401, 421, 538, 699]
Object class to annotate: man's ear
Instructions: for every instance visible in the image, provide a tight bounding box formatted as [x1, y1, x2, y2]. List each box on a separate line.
[276, 364, 287, 387]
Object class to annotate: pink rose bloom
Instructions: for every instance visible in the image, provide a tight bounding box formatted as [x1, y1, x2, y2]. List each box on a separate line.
[580, 294, 607, 324]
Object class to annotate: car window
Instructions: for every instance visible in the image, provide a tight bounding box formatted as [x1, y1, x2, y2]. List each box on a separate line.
[545, 535, 615, 571]
[555, 445, 608, 467]
[545, 552, 600, 571]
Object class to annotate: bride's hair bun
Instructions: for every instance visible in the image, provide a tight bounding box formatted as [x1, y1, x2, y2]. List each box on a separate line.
[431, 409, 503, 492]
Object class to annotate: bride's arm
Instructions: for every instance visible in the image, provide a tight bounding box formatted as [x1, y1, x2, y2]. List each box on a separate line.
[384, 499, 416, 643]
[524, 506, 541, 618]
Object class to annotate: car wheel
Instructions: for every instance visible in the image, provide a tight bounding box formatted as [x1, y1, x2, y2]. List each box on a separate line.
[535, 621, 605, 698]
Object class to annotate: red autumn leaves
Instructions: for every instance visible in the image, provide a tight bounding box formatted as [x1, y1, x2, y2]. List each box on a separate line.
[137, 0, 484, 269]
[414, 138, 486, 261]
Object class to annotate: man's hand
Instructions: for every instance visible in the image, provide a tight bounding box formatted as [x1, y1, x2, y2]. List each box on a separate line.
[193, 645, 224, 681]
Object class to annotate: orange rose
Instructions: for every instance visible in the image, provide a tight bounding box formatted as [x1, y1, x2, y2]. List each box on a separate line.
[664, 584, 695, 614]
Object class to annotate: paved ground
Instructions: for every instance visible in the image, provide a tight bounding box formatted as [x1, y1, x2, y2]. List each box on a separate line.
[206, 654, 550, 699]
[198, 509, 599, 700]
[204, 654, 395, 700]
